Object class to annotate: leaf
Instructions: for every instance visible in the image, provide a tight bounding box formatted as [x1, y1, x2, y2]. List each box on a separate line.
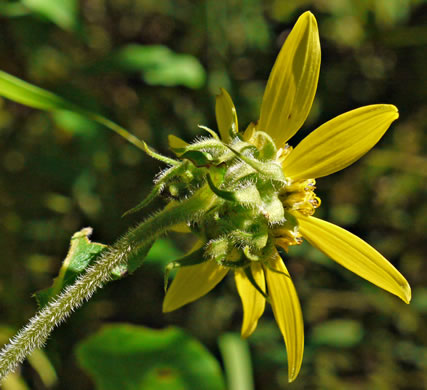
[0, 69, 75, 112]
[144, 239, 183, 268]
[0, 2, 29, 17]
[310, 319, 364, 347]
[35, 228, 107, 308]
[0, 69, 148, 152]
[22, 0, 79, 31]
[218, 333, 254, 390]
[52, 110, 101, 138]
[75, 325, 226, 390]
[109, 44, 206, 89]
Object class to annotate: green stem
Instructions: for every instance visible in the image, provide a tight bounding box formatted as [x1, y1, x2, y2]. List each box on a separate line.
[81, 110, 178, 166]
[0, 187, 215, 381]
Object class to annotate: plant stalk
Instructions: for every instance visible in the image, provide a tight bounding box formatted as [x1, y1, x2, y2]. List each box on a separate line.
[0, 187, 215, 381]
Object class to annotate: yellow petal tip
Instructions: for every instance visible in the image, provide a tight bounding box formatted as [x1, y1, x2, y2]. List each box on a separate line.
[384, 103, 399, 117]
[299, 11, 318, 29]
[402, 282, 412, 304]
[288, 367, 300, 383]
[216, 87, 226, 97]
[378, 104, 399, 122]
[162, 301, 174, 313]
[300, 10, 314, 18]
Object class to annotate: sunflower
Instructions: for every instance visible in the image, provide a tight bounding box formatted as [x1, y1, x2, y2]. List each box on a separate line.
[162, 11, 410, 382]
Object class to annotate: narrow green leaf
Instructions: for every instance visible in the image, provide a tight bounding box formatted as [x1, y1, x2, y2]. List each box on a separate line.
[0, 70, 149, 153]
[0, 70, 74, 111]
[218, 333, 254, 390]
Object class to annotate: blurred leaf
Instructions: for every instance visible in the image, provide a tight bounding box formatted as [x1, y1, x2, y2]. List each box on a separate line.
[373, 0, 412, 26]
[411, 288, 427, 313]
[144, 238, 183, 268]
[219, 333, 254, 390]
[110, 45, 206, 89]
[2, 373, 29, 390]
[269, 0, 312, 21]
[35, 228, 106, 308]
[22, 0, 78, 31]
[76, 324, 226, 390]
[311, 319, 364, 348]
[52, 110, 100, 138]
[0, 2, 29, 17]
[27, 349, 58, 387]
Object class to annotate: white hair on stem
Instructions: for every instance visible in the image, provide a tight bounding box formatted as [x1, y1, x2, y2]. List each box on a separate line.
[0, 186, 216, 381]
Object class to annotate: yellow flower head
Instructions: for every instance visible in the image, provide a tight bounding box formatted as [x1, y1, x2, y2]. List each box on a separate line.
[162, 11, 411, 382]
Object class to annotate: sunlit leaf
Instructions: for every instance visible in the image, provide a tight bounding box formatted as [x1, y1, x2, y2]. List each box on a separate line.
[35, 228, 106, 308]
[0, 70, 75, 112]
[22, 0, 79, 31]
[108, 45, 206, 89]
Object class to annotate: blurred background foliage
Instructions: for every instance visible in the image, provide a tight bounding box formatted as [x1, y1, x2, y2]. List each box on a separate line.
[0, 0, 426, 388]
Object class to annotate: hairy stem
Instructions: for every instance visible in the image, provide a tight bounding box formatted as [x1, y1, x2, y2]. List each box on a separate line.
[0, 187, 215, 381]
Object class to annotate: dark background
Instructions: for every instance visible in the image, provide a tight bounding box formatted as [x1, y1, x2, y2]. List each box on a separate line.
[0, 0, 426, 388]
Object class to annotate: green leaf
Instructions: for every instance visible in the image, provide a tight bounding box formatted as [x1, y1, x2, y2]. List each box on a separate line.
[22, 0, 79, 31]
[0, 2, 29, 17]
[144, 239, 183, 268]
[0, 69, 149, 152]
[126, 239, 155, 274]
[310, 319, 364, 348]
[35, 228, 107, 308]
[52, 110, 101, 138]
[110, 44, 206, 89]
[218, 333, 254, 390]
[0, 70, 75, 112]
[75, 325, 226, 390]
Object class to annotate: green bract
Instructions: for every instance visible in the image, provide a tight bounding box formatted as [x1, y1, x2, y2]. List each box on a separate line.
[131, 130, 297, 279]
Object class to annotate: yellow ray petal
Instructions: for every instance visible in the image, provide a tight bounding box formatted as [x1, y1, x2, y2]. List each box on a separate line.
[215, 88, 238, 143]
[163, 259, 228, 312]
[298, 215, 411, 303]
[283, 105, 399, 180]
[258, 11, 320, 147]
[265, 253, 304, 383]
[235, 263, 266, 338]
